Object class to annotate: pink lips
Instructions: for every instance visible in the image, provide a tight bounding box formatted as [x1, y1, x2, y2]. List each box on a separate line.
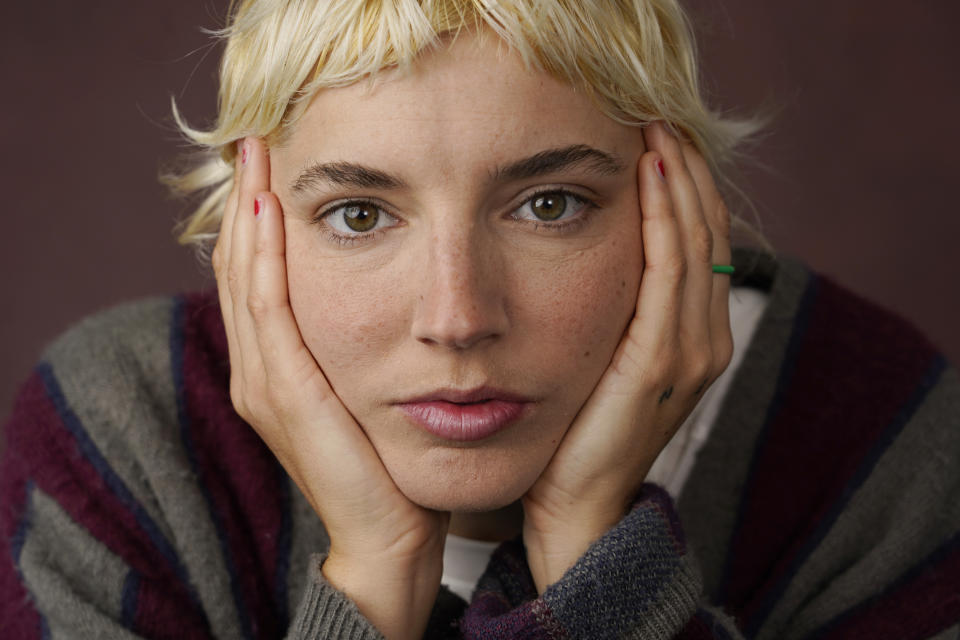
[397, 389, 531, 442]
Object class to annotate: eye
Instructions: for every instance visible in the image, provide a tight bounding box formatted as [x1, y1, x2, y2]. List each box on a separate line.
[321, 201, 399, 237]
[513, 190, 590, 224]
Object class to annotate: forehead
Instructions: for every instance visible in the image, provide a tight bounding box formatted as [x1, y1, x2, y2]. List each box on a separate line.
[272, 31, 643, 185]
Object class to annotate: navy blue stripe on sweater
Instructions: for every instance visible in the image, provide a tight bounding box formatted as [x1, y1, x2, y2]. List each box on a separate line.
[811, 529, 960, 639]
[9, 481, 50, 640]
[121, 569, 141, 629]
[715, 274, 820, 606]
[177, 291, 296, 638]
[170, 296, 255, 640]
[717, 271, 943, 635]
[36, 362, 197, 608]
[10, 482, 34, 584]
[743, 355, 948, 636]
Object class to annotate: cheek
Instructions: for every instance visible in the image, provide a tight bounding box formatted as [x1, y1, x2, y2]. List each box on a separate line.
[514, 235, 642, 391]
[284, 223, 407, 391]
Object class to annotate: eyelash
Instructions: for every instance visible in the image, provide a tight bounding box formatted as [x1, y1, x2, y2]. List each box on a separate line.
[512, 187, 597, 233]
[312, 198, 397, 247]
[313, 188, 598, 246]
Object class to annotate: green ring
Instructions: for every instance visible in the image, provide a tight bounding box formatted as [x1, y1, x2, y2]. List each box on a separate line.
[712, 265, 735, 275]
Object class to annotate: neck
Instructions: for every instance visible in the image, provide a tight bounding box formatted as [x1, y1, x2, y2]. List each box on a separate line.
[448, 501, 524, 542]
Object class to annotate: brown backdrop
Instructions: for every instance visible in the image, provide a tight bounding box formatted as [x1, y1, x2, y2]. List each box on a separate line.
[3, 1, 959, 421]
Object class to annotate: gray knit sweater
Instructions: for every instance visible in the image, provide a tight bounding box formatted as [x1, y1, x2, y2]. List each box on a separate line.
[2, 252, 958, 638]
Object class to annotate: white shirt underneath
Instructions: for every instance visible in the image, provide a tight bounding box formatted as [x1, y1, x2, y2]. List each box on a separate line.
[442, 533, 501, 602]
[441, 286, 770, 601]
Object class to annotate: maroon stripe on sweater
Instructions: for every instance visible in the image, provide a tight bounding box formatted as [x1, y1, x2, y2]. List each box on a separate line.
[176, 292, 290, 638]
[719, 276, 939, 625]
[132, 573, 212, 640]
[812, 532, 960, 640]
[1, 373, 48, 639]
[12, 365, 207, 633]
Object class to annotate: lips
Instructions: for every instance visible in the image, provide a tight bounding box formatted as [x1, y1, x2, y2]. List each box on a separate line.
[396, 388, 532, 442]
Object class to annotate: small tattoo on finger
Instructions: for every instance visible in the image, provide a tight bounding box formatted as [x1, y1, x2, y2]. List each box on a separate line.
[694, 379, 708, 395]
[659, 386, 674, 405]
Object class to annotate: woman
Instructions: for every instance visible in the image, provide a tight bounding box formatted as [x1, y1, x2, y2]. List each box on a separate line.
[2, 1, 958, 638]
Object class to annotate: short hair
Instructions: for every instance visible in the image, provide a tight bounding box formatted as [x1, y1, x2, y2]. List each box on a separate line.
[168, 0, 762, 250]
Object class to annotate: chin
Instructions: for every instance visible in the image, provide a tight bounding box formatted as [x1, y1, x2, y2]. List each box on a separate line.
[383, 448, 543, 513]
[400, 481, 522, 513]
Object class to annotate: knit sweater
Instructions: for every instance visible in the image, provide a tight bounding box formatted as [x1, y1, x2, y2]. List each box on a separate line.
[2, 252, 958, 639]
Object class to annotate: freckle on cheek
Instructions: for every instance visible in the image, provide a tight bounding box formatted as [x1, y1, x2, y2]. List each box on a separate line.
[583, 350, 591, 357]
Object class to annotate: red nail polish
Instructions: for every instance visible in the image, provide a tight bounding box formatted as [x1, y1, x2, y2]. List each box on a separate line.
[254, 198, 261, 216]
[656, 159, 666, 181]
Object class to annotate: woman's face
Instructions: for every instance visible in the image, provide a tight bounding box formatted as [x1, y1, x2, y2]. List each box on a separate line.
[269, 32, 645, 512]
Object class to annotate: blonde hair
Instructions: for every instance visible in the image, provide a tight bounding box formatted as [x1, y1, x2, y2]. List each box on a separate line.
[169, 0, 762, 250]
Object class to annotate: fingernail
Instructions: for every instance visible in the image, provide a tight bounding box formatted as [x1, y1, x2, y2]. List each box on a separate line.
[656, 159, 666, 182]
[254, 197, 262, 216]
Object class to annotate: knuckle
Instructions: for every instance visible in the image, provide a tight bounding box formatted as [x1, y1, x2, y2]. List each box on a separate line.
[231, 376, 274, 428]
[226, 265, 243, 294]
[684, 351, 712, 385]
[253, 237, 272, 259]
[246, 291, 270, 320]
[691, 226, 714, 263]
[714, 334, 734, 374]
[666, 253, 688, 282]
[229, 380, 248, 418]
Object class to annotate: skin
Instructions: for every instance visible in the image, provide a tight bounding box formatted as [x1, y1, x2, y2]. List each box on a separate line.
[214, 30, 732, 640]
[272, 35, 645, 516]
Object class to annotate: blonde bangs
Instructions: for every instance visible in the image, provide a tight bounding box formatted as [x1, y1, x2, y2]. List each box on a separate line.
[168, 0, 762, 250]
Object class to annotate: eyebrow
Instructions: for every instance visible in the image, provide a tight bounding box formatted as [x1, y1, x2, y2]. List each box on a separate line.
[289, 162, 406, 194]
[288, 144, 625, 196]
[494, 145, 625, 182]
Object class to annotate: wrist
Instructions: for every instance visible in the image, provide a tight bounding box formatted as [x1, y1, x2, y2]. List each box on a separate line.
[522, 502, 627, 593]
[322, 548, 443, 640]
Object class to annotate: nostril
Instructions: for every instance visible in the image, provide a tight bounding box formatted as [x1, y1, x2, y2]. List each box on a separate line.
[411, 254, 509, 349]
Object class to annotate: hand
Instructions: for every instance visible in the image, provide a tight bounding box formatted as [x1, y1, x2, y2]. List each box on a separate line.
[212, 138, 449, 639]
[521, 122, 734, 592]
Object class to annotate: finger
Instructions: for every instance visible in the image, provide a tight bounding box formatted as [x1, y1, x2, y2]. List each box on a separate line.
[215, 139, 245, 280]
[247, 191, 350, 421]
[678, 141, 729, 260]
[619, 149, 684, 380]
[228, 138, 272, 386]
[534, 152, 687, 513]
[229, 138, 270, 304]
[214, 139, 247, 387]
[644, 123, 714, 349]
[680, 142, 733, 378]
[247, 191, 387, 494]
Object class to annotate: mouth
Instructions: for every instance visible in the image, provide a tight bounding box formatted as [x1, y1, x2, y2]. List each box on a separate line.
[395, 387, 533, 442]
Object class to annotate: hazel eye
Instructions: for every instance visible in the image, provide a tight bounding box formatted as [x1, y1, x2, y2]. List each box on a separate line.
[531, 194, 568, 220]
[514, 190, 588, 223]
[342, 204, 379, 232]
[322, 201, 398, 236]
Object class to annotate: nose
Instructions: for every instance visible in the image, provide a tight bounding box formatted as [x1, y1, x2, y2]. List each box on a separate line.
[411, 225, 508, 350]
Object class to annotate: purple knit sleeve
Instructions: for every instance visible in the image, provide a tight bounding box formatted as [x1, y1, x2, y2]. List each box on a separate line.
[460, 484, 743, 639]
